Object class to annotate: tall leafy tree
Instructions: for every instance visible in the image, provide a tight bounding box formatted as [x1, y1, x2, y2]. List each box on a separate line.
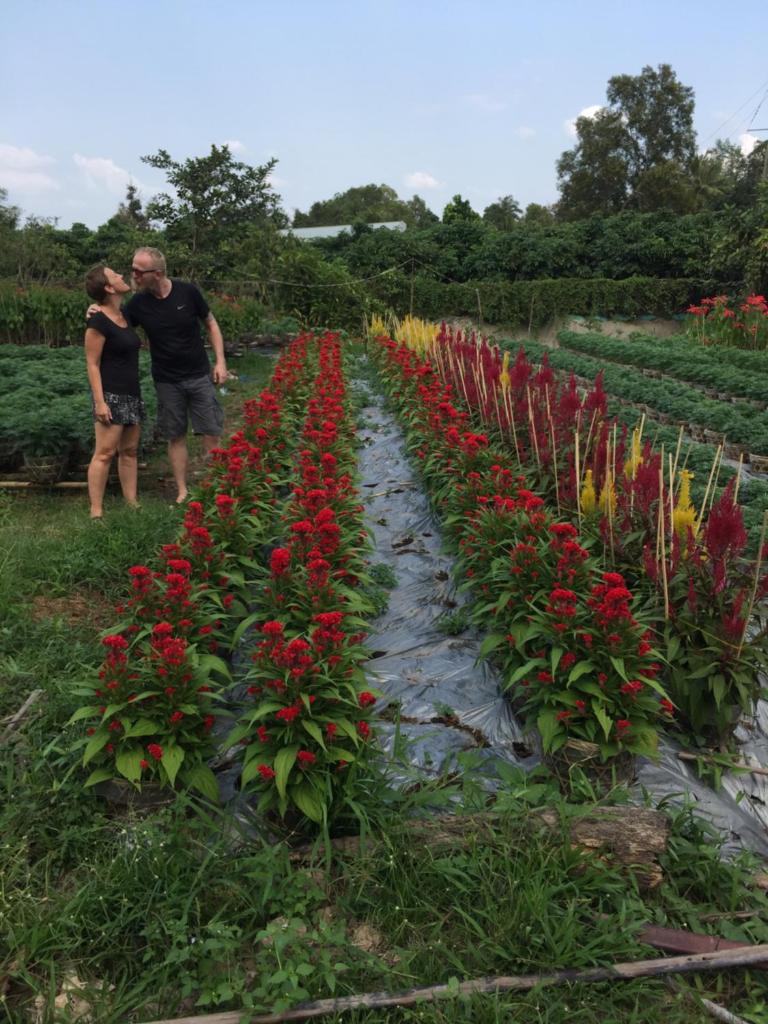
[557, 64, 696, 218]
[292, 184, 413, 227]
[141, 144, 286, 279]
[482, 195, 522, 230]
[442, 194, 480, 224]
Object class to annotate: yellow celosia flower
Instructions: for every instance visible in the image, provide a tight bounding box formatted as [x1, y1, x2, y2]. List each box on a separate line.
[580, 469, 597, 515]
[672, 469, 698, 539]
[599, 476, 617, 517]
[499, 351, 510, 390]
[623, 428, 643, 479]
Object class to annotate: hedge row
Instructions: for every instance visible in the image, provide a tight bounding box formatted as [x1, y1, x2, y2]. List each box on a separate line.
[0, 283, 288, 346]
[368, 274, 714, 326]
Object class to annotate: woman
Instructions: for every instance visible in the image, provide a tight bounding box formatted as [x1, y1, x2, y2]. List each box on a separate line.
[84, 265, 145, 519]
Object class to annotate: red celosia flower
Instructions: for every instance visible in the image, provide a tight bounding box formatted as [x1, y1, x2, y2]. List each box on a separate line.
[297, 750, 316, 766]
[147, 743, 163, 760]
[276, 705, 300, 724]
[358, 691, 376, 707]
[262, 620, 285, 636]
[258, 764, 276, 780]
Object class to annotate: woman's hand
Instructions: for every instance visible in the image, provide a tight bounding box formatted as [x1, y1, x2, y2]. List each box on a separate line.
[86, 303, 100, 319]
[94, 400, 112, 425]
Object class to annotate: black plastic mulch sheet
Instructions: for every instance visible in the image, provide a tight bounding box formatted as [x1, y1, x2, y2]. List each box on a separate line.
[357, 385, 768, 859]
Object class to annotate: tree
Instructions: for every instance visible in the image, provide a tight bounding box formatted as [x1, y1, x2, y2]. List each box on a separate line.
[442, 194, 480, 224]
[406, 194, 439, 228]
[116, 182, 149, 230]
[0, 188, 20, 278]
[482, 195, 522, 231]
[522, 203, 555, 225]
[141, 144, 286, 279]
[292, 184, 413, 227]
[557, 64, 696, 218]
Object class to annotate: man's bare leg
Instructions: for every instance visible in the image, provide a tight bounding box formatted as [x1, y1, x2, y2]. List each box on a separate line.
[168, 435, 189, 503]
[202, 434, 220, 456]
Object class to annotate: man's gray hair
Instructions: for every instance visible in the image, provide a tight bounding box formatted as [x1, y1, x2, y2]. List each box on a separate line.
[135, 246, 167, 274]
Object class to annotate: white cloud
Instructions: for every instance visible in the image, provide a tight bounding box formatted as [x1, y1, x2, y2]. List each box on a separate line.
[74, 154, 140, 195]
[0, 143, 59, 193]
[268, 172, 287, 189]
[463, 93, 506, 113]
[739, 132, 759, 156]
[516, 126, 536, 140]
[564, 104, 602, 137]
[404, 171, 442, 190]
[223, 139, 246, 154]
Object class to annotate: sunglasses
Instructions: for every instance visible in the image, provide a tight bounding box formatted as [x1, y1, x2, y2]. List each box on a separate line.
[131, 267, 157, 277]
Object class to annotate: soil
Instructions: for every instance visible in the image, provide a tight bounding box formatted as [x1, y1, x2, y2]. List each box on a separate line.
[30, 588, 113, 629]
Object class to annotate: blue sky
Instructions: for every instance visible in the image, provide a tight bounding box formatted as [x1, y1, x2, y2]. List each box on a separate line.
[2, 0, 767, 228]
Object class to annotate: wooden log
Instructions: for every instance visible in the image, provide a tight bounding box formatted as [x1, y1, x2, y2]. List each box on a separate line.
[537, 806, 670, 889]
[138, 944, 768, 1024]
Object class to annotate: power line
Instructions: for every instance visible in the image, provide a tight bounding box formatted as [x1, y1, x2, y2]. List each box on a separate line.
[208, 258, 413, 291]
[700, 74, 768, 147]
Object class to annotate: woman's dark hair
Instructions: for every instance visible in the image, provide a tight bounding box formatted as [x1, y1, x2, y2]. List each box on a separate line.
[85, 264, 109, 302]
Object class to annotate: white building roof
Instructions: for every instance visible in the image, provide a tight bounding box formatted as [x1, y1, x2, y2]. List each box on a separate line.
[279, 221, 407, 240]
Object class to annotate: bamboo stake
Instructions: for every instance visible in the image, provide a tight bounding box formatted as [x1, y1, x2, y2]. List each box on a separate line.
[670, 426, 685, 496]
[526, 385, 541, 468]
[737, 511, 768, 659]
[733, 453, 744, 503]
[138, 945, 768, 1024]
[492, 384, 504, 442]
[669, 453, 675, 555]
[656, 445, 665, 566]
[545, 385, 561, 515]
[659, 463, 670, 620]
[504, 388, 521, 464]
[575, 428, 582, 527]
[700, 445, 723, 522]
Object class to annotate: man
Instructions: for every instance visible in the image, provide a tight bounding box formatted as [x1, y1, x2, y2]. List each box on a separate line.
[125, 247, 227, 503]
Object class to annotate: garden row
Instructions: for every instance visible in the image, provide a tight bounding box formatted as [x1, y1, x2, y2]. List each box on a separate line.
[557, 328, 768, 406]
[499, 335, 768, 546]
[0, 344, 157, 476]
[370, 319, 768, 759]
[505, 336, 768, 461]
[71, 330, 379, 826]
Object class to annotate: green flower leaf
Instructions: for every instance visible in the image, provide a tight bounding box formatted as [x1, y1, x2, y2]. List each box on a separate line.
[274, 745, 299, 799]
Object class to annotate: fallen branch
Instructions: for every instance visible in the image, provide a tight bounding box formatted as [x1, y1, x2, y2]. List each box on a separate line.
[0, 688, 43, 743]
[138, 943, 768, 1024]
[677, 751, 768, 779]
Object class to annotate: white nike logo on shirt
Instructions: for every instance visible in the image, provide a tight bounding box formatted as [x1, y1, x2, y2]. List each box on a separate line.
[177, 304, 186, 310]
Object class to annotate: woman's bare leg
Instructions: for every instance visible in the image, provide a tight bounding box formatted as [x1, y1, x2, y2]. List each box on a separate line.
[87, 422, 122, 518]
[118, 424, 141, 506]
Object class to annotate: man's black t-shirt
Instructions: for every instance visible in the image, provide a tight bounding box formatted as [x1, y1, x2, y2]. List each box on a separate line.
[125, 280, 211, 384]
[86, 312, 142, 396]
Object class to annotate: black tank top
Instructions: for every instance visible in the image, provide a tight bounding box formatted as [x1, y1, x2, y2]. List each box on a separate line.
[87, 311, 142, 397]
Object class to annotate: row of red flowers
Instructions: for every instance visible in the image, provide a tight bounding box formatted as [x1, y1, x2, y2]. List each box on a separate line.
[402, 324, 768, 748]
[69, 334, 328, 798]
[225, 331, 379, 824]
[371, 333, 668, 761]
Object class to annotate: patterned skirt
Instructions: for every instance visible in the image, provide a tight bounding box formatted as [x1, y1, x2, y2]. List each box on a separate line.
[95, 392, 146, 425]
